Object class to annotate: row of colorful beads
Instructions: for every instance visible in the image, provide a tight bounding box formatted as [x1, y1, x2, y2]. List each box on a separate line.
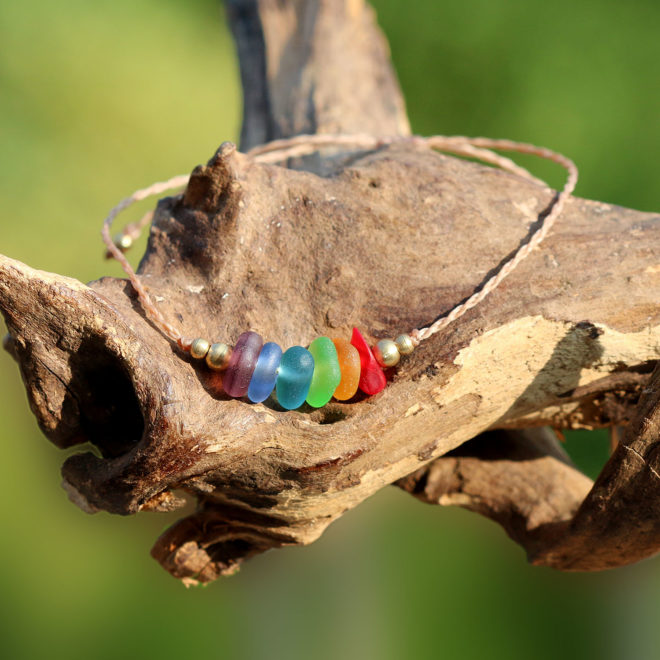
[188, 328, 415, 410]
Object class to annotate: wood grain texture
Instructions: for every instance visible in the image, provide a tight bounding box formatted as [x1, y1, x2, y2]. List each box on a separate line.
[226, 0, 410, 150]
[0, 0, 659, 583]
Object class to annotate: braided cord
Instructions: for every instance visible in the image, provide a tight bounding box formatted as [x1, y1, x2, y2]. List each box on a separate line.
[411, 136, 578, 344]
[100, 134, 577, 350]
[101, 174, 190, 346]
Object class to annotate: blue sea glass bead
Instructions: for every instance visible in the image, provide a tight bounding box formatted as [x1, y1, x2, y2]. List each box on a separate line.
[248, 342, 282, 403]
[276, 346, 315, 410]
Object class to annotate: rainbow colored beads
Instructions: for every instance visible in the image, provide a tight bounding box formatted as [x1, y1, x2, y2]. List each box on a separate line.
[276, 346, 315, 410]
[223, 331, 263, 398]
[190, 327, 413, 409]
[331, 338, 360, 400]
[350, 327, 387, 396]
[247, 341, 282, 403]
[306, 337, 341, 408]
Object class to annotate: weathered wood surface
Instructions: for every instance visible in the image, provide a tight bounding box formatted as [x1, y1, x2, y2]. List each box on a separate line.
[1, 0, 659, 584]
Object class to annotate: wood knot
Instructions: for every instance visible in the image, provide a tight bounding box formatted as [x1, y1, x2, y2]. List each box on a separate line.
[183, 141, 243, 213]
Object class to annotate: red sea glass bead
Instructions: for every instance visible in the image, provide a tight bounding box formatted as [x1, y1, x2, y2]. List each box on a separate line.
[350, 328, 386, 395]
[222, 331, 263, 398]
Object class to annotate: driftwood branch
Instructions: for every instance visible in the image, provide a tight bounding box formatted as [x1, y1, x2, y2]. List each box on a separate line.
[225, 0, 410, 150]
[399, 363, 660, 571]
[1, 0, 659, 584]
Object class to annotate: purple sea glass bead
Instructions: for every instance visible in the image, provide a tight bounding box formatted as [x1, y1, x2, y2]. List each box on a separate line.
[222, 331, 263, 398]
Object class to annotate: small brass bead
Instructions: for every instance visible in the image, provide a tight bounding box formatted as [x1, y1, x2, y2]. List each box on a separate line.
[113, 233, 134, 251]
[373, 339, 400, 367]
[190, 338, 210, 360]
[206, 342, 232, 370]
[2, 333, 14, 354]
[395, 333, 415, 355]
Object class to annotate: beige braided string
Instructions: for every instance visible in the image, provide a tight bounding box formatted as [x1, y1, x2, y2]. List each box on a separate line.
[101, 134, 578, 351]
[410, 136, 578, 344]
[101, 174, 190, 345]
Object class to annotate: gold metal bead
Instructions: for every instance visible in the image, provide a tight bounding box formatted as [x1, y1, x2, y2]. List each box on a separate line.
[190, 338, 210, 360]
[373, 339, 400, 367]
[113, 233, 134, 251]
[2, 333, 14, 354]
[206, 342, 232, 370]
[395, 333, 415, 355]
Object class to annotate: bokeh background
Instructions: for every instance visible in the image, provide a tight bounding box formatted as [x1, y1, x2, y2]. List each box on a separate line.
[1, 0, 658, 658]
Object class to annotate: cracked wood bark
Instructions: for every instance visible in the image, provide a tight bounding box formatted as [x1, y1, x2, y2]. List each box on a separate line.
[0, 0, 659, 584]
[398, 363, 660, 571]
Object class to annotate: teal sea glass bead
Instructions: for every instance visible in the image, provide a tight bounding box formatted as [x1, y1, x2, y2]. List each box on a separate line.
[248, 342, 282, 403]
[276, 346, 315, 410]
[306, 336, 341, 407]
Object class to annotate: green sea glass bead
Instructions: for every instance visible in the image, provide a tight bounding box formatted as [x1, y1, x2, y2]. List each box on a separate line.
[306, 336, 341, 408]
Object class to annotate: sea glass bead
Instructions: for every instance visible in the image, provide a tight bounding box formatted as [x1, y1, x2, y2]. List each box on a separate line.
[276, 346, 315, 410]
[331, 338, 361, 401]
[247, 342, 282, 403]
[306, 337, 341, 408]
[350, 328, 386, 395]
[222, 331, 263, 398]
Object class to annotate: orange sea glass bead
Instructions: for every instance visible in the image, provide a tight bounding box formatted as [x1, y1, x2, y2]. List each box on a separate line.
[332, 338, 361, 400]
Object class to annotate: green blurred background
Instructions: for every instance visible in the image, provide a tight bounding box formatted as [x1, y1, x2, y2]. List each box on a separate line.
[0, 0, 658, 658]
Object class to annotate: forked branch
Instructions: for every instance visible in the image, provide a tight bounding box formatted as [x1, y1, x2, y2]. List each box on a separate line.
[0, 0, 658, 582]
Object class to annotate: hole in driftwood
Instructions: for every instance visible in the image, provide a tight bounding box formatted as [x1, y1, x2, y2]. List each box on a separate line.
[316, 408, 348, 425]
[70, 336, 145, 459]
